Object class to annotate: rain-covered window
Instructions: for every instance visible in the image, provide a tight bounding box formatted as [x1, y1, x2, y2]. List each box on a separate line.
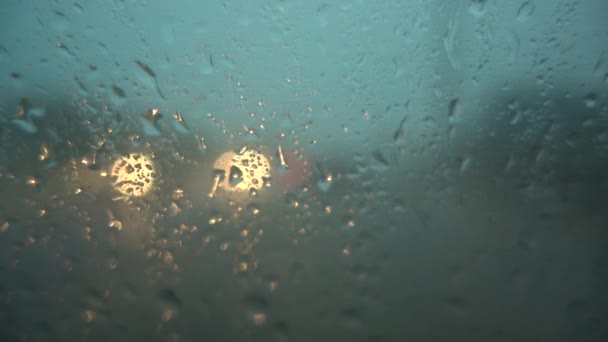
[1, 0, 607, 341]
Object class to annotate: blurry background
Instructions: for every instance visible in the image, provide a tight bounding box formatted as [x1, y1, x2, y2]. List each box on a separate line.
[1, 0, 607, 341]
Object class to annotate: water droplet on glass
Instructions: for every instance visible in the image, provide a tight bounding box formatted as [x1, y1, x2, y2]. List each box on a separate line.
[229, 166, 244, 187]
[106, 257, 119, 270]
[468, 0, 487, 17]
[251, 312, 267, 326]
[25, 176, 39, 187]
[209, 216, 222, 225]
[517, 1, 535, 22]
[81, 150, 99, 170]
[0, 220, 10, 232]
[341, 307, 362, 330]
[447, 97, 461, 124]
[172, 188, 184, 199]
[39, 144, 49, 161]
[158, 288, 181, 321]
[108, 220, 122, 230]
[459, 156, 471, 173]
[249, 205, 260, 215]
[167, 202, 181, 216]
[107, 210, 123, 230]
[249, 188, 259, 197]
[81, 309, 97, 323]
[582, 92, 597, 108]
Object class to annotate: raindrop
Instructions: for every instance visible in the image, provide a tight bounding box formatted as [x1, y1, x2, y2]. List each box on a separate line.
[459, 156, 471, 173]
[248, 204, 260, 215]
[243, 291, 270, 312]
[81, 309, 97, 323]
[243, 125, 259, 140]
[74, 76, 88, 94]
[444, 295, 468, 316]
[582, 92, 597, 108]
[12, 117, 38, 134]
[106, 257, 119, 270]
[167, 202, 181, 216]
[345, 219, 356, 229]
[0, 44, 7, 62]
[135, 60, 166, 100]
[56, 42, 77, 59]
[237, 262, 249, 273]
[267, 280, 279, 292]
[317, 178, 332, 193]
[209, 169, 225, 198]
[209, 216, 223, 225]
[196, 135, 207, 151]
[517, 1, 535, 22]
[107, 210, 122, 230]
[0, 220, 9, 232]
[229, 166, 244, 187]
[22, 234, 36, 246]
[510, 111, 522, 125]
[158, 288, 181, 321]
[108, 219, 123, 230]
[249, 188, 259, 197]
[274, 320, 289, 337]
[371, 150, 390, 170]
[82, 226, 92, 241]
[172, 188, 184, 199]
[250, 313, 267, 326]
[341, 307, 362, 329]
[582, 119, 594, 128]
[25, 176, 39, 188]
[468, 0, 487, 17]
[140, 108, 163, 136]
[38, 144, 49, 161]
[172, 111, 190, 133]
[393, 116, 407, 143]
[111, 85, 127, 98]
[81, 149, 100, 170]
[447, 97, 461, 124]
[219, 242, 229, 251]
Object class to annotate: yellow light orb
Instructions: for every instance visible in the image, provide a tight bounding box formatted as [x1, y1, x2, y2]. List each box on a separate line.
[210, 148, 271, 196]
[111, 153, 156, 197]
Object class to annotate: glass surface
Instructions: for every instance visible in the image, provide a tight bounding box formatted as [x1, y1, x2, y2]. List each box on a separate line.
[0, 1, 607, 341]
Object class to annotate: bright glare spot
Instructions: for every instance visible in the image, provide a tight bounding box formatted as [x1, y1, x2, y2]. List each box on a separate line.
[251, 312, 267, 326]
[111, 153, 156, 197]
[25, 176, 38, 186]
[108, 219, 123, 230]
[211, 149, 271, 193]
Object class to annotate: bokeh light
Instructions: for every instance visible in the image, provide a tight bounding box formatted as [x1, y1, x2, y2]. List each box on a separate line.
[110, 153, 157, 197]
[210, 147, 271, 197]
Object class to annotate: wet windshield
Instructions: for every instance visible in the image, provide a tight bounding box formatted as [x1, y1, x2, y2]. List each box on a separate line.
[0, 1, 607, 341]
